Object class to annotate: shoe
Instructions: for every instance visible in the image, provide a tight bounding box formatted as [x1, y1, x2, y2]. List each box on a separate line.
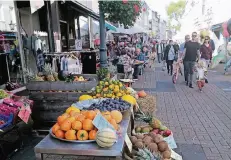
[199, 89, 202, 92]
[205, 79, 208, 83]
[189, 84, 193, 88]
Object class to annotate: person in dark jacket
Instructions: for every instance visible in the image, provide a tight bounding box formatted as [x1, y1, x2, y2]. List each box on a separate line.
[164, 40, 177, 75]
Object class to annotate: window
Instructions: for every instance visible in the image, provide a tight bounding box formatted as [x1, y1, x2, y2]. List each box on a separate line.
[0, 4, 5, 21]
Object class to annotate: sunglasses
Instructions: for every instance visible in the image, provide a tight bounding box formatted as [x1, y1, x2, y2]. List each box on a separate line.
[192, 35, 197, 37]
[205, 39, 209, 40]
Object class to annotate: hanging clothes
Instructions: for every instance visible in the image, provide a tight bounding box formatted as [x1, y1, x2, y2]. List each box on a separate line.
[36, 49, 44, 72]
[67, 57, 78, 74]
[52, 57, 58, 72]
[60, 56, 68, 71]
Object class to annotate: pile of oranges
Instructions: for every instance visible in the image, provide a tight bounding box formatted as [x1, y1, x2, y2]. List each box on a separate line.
[51, 108, 123, 141]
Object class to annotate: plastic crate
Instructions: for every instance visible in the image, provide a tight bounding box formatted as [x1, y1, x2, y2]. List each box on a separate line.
[0, 114, 13, 129]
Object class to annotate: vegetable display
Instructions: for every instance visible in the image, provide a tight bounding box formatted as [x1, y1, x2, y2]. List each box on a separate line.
[0, 89, 8, 99]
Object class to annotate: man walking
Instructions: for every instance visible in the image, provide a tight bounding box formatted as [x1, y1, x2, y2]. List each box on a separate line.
[156, 41, 163, 63]
[180, 35, 190, 81]
[182, 32, 200, 88]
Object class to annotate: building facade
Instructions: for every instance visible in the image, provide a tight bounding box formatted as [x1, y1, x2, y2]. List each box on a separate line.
[159, 19, 167, 40]
[149, 11, 160, 39]
[135, 1, 150, 31]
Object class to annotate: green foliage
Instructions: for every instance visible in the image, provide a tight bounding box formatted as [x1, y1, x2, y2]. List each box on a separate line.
[96, 68, 109, 81]
[99, 0, 142, 28]
[166, 0, 186, 31]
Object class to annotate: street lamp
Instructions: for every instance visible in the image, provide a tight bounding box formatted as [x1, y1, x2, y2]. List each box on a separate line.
[9, 21, 15, 30]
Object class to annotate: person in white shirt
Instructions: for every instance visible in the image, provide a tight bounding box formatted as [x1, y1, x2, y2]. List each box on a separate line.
[156, 41, 163, 63]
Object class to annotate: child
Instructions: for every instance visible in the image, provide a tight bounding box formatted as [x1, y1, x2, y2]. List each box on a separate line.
[196, 60, 207, 92]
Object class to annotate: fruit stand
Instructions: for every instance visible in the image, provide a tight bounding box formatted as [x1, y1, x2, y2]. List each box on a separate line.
[33, 78, 181, 160]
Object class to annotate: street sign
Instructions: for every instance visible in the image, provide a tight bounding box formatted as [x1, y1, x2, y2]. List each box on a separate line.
[75, 39, 82, 51]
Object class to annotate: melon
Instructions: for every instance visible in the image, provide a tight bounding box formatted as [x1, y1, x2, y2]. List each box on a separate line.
[122, 95, 136, 105]
[96, 128, 117, 148]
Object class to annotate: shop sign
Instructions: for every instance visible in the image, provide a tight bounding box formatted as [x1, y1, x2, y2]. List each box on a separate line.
[75, 39, 82, 51]
[92, 113, 115, 131]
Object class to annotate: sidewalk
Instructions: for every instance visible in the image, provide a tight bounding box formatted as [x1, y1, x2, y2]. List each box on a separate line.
[133, 63, 231, 160]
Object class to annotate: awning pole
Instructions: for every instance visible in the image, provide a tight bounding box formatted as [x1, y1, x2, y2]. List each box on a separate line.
[14, 1, 27, 83]
[99, 6, 107, 68]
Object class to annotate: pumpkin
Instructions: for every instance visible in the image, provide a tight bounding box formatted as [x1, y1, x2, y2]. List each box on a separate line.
[85, 110, 96, 120]
[89, 130, 97, 140]
[82, 119, 94, 131]
[138, 90, 147, 97]
[65, 130, 77, 140]
[110, 110, 123, 123]
[55, 129, 65, 139]
[122, 95, 136, 105]
[79, 95, 93, 101]
[77, 130, 89, 140]
[96, 128, 117, 148]
[52, 123, 60, 134]
[72, 121, 82, 130]
[60, 119, 72, 131]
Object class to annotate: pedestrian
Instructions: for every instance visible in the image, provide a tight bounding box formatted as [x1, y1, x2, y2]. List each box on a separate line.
[156, 41, 163, 63]
[182, 32, 201, 88]
[196, 60, 206, 92]
[173, 41, 180, 60]
[164, 40, 176, 75]
[200, 36, 212, 83]
[148, 47, 156, 69]
[122, 51, 134, 79]
[180, 35, 190, 81]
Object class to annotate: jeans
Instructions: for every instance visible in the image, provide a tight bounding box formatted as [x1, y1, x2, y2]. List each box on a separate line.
[157, 53, 162, 63]
[184, 61, 195, 85]
[167, 60, 174, 75]
[183, 61, 187, 81]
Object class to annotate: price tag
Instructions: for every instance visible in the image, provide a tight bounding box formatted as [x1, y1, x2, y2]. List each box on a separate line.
[92, 113, 115, 131]
[18, 105, 31, 124]
[125, 134, 132, 153]
[163, 133, 177, 149]
[75, 39, 82, 51]
[171, 149, 182, 160]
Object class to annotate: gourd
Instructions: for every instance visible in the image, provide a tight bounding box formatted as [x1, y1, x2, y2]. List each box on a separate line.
[96, 128, 117, 148]
[79, 95, 93, 101]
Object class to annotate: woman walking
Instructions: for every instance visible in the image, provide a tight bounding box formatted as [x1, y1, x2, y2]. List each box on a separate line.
[200, 36, 212, 83]
[148, 47, 156, 69]
[164, 40, 176, 75]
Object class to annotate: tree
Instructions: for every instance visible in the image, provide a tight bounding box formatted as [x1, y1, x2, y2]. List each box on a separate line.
[99, 0, 142, 28]
[166, 0, 187, 31]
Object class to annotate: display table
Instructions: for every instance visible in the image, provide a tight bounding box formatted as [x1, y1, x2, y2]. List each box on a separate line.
[34, 111, 133, 160]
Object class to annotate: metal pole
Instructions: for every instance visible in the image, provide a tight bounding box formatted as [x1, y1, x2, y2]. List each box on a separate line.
[99, 6, 107, 68]
[45, 1, 55, 52]
[14, 1, 27, 83]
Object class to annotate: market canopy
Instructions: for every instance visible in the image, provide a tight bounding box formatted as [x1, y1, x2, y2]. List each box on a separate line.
[111, 25, 148, 35]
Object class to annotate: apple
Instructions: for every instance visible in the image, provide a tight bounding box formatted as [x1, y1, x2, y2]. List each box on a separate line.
[164, 130, 172, 137]
[153, 129, 159, 134]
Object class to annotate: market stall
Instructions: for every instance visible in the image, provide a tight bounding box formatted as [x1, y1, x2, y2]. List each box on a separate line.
[33, 77, 181, 160]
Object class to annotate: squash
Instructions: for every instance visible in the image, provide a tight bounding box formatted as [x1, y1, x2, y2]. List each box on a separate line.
[110, 110, 123, 123]
[79, 95, 93, 101]
[138, 90, 147, 98]
[96, 128, 117, 148]
[122, 95, 136, 105]
[77, 130, 88, 140]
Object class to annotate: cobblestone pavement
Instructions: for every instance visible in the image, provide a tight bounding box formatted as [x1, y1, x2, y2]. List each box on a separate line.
[11, 64, 231, 160]
[133, 63, 231, 160]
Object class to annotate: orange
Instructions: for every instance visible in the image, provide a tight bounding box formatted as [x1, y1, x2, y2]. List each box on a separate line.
[57, 116, 67, 125]
[55, 129, 65, 139]
[85, 110, 96, 120]
[89, 130, 97, 140]
[77, 130, 88, 140]
[76, 114, 86, 122]
[65, 130, 77, 140]
[60, 119, 72, 131]
[52, 123, 60, 134]
[72, 121, 82, 130]
[82, 119, 94, 131]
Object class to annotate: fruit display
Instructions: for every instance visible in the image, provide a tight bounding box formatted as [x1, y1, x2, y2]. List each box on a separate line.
[91, 79, 131, 99]
[51, 108, 123, 142]
[85, 98, 131, 112]
[122, 95, 137, 106]
[96, 128, 117, 148]
[0, 89, 8, 99]
[129, 133, 171, 160]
